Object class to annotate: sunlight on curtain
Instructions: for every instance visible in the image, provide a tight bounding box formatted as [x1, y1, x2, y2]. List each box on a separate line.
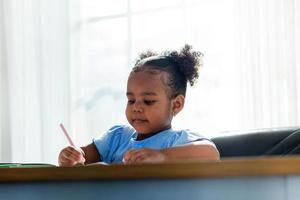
[0, 0, 70, 164]
[0, 0, 11, 161]
[234, 0, 300, 130]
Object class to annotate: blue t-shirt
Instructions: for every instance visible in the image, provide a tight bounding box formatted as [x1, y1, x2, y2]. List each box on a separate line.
[93, 125, 209, 164]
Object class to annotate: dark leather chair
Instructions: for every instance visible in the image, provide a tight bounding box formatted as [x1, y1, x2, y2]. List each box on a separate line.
[211, 127, 300, 158]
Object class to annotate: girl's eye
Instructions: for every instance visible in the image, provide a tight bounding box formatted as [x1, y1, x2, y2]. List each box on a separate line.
[127, 100, 135, 105]
[144, 100, 157, 105]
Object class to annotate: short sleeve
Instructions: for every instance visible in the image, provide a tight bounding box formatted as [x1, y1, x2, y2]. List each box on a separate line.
[172, 130, 210, 146]
[92, 125, 124, 163]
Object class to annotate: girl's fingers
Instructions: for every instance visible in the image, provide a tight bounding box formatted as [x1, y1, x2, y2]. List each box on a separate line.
[66, 148, 83, 160]
[123, 149, 165, 164]
[125, 149, 148, 164]
[123, 149, 138, 162]
[59, 155, 76, 166]
[59, 146, 85, 166]
[131, 153, 147, 163]
[130, 151, 147, 162]
[66, 146, 83, 157]
[125, 149, 143, 162]
[62, 152, 78, 162]
[60, 157, 76, 165]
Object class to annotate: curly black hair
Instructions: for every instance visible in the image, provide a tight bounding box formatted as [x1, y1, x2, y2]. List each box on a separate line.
[132, 44, 202, 98]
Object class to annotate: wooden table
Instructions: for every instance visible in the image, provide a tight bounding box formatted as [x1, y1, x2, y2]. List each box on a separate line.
[1, 156, 300, 200]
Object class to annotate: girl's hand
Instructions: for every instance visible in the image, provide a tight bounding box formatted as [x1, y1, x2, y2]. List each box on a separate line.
[123, 148, 166, 164]
[58, 146, 86, 166]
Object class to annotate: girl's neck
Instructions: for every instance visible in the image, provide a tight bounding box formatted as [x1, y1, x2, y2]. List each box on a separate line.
[136, 125, 172, 141]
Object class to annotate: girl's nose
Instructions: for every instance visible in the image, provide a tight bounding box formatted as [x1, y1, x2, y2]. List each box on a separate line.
[133, 101, 143, 113]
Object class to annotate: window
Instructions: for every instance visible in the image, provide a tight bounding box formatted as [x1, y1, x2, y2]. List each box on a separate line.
[69, 0, 300, 144]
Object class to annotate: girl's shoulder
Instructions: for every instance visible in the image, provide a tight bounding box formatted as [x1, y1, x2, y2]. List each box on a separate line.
[170, 129, 208, 144]
[172, 129, 204, 136]
[93, 125, 135, 143]
[106, 125, 135, 137]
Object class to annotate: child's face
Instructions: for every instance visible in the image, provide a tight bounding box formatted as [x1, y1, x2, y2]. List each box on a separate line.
[126, 70, 174, 135]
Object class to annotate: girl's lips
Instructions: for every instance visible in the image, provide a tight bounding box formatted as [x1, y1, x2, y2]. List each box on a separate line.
[132, 119, 148, 123]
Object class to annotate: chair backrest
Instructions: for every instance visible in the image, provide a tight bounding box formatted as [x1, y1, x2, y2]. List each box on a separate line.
[211, 127, 300, 158]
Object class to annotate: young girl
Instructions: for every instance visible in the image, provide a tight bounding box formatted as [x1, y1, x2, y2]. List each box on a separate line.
[58, 44, 219, 166]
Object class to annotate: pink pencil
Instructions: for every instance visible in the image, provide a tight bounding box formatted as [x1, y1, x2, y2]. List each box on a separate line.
[59, 123, 75, 146]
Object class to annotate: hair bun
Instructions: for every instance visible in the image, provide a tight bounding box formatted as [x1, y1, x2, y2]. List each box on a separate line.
[166, 44, 202, 86]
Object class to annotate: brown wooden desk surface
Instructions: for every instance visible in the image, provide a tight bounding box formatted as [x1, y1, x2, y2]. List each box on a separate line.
[1, 156, 300, 182]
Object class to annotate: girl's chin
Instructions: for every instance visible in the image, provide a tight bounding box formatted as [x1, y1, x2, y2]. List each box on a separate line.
[132, 126, 152, 134]
[133, 127, 149, 133]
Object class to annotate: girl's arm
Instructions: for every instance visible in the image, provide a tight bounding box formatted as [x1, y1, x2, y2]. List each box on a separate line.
[81, 143, 101, 164]
[123, 141, 220, 164]
[160, 140, 220, 161]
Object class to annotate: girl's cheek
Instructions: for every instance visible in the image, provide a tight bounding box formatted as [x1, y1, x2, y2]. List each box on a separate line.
[125, 108, 130, 119]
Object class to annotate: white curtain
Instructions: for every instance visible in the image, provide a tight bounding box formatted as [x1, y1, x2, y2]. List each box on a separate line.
[0, 0, 300, 163]
[234, 0, 300, 129]
[0, 0, 70, 164]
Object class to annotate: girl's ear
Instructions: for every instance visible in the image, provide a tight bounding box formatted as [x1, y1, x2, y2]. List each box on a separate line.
[171, 95, 185, 116]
